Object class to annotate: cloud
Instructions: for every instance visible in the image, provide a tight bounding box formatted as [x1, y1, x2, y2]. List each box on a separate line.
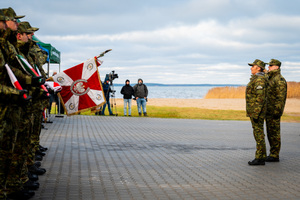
[2, 0, 300, 84]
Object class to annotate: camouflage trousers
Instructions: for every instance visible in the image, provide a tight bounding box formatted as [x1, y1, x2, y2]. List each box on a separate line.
[0, 105, 20, 198]
[6, 106, 32, 194]
[266, 117, 281, 158]
[27, 106, 43, 166]
[250, 117, 266, 159]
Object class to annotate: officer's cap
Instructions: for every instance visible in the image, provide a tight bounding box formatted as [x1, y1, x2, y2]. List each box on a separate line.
[248, 59, 265, 70]
[2, 7, 25, 20]
[18, 22, 33, 34]
[22, 21, 39, 32]
[268, 59, 281, 67]
[0, 9, 9, 21]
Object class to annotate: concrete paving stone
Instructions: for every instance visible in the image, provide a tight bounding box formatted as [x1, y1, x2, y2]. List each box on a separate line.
[32, 115, 300, 200]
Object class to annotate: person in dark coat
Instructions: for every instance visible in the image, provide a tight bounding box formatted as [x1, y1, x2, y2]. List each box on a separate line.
[133, 78, 148, 116]
[101, 78, 113, 115]
[120, 79, 134, 116]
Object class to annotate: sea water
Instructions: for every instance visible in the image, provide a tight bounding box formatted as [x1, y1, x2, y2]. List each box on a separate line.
[110, 85, 215, 99]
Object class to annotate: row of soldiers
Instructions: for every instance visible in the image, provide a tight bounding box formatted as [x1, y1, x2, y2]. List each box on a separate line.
[0, 7, 50, 199]
[246, 59, 287, 166]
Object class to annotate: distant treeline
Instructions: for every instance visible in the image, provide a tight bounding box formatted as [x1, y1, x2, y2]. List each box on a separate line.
[205, 82, 300, 99]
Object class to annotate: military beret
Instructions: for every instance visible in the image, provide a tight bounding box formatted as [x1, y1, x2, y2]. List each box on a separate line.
[248, 59, 266, 70]
[0, 9, 9, 21]
[268, 59, 281, 67]
[2, 7, 25, 20]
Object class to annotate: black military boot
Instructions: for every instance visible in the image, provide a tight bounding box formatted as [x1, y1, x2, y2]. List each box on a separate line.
[35, 154, 43, 161]
[39, 145, 48, 152]
[34, 161, 42, 168]
[143, 112, 147, 117]
[23, 180, 40, 190]
[7, 189, 35, 200]
[28, 165, 46, 175]
[139, 113, 142, 116]
[248, 159, 265, 165]
[36, 150, 46, 156]
[28, 172, 39, 181]
[265, 156, 279, 162]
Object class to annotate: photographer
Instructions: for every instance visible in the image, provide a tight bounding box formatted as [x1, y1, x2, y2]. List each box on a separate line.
[133, 78, 148, 116]
[101, 78, 113, 115]
[121, 79, 134, 116]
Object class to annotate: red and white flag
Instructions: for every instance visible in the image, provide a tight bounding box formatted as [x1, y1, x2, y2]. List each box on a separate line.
[44, 81, 62, 92]
[52, 57, 105, 115]
[5, 64, 27, 99]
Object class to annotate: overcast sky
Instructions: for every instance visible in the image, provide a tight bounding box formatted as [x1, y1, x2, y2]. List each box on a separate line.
[2, 0, 300, 84]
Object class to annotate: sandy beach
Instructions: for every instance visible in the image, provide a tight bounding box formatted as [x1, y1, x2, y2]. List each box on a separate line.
[114, 98, 300, 114]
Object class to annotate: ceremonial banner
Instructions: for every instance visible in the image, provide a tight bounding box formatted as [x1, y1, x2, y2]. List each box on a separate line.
[52, 57, 105, 115]
[5, 64, 27, 99]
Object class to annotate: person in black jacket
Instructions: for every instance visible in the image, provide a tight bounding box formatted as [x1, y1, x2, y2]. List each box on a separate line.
[120, 79, 134, 116]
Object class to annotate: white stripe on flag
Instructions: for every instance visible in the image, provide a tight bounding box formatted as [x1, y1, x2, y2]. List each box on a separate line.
[81, 58, 97, 80]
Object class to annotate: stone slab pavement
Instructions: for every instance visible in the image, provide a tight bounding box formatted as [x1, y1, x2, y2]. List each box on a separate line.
[32, 115, 300, 200]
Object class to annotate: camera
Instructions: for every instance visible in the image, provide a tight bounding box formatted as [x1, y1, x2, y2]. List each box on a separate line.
[108, 70, 118, 82]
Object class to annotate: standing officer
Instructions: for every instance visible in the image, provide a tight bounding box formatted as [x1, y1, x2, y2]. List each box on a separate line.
[265, 59, 287, 162]
[246, 59, 267, 166]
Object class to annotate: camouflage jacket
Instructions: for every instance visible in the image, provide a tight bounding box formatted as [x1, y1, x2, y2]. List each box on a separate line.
[0, 30, 21, 103]
[246, 72, 267, 119]
[28, 40, 47, 78]
[266, 69, 287, 118]
[0, 28, 32, 85]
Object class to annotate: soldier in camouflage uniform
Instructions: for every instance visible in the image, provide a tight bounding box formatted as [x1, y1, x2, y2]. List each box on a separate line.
[246, 59, 267, 166]
[2, 7, 41, 199]
[265, 59, 287, 162]
[23, 21, 49, 167]
[1, 8, 36, 200]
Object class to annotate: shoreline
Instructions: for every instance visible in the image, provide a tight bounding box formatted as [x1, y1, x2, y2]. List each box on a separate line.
[114, 98, 300, 114]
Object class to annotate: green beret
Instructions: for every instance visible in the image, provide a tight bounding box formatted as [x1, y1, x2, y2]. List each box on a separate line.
[248, 59, 266, 70]
[268, 59, 281, 67]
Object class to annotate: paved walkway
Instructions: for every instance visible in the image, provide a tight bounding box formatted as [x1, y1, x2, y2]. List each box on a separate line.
[33, 116, 300, 200]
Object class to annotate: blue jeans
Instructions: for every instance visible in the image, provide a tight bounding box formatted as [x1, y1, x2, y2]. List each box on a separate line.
[123, 99, 132, 115]
[136, 98, 147, 114]
[101, 100, 113, 115]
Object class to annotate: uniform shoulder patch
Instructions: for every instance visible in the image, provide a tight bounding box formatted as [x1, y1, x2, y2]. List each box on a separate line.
[256, 85, 263, 90]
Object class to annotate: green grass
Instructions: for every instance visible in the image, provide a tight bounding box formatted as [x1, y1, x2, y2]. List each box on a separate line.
[77, 105, 300, 122]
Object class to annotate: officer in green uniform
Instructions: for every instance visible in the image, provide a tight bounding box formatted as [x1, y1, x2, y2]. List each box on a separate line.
[246, 59, 267, 166]
[265, 59, 287, 162]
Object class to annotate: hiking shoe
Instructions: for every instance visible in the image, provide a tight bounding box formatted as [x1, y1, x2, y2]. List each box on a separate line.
[265, 156, 279, 162]
[248, 159, 265, 165]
